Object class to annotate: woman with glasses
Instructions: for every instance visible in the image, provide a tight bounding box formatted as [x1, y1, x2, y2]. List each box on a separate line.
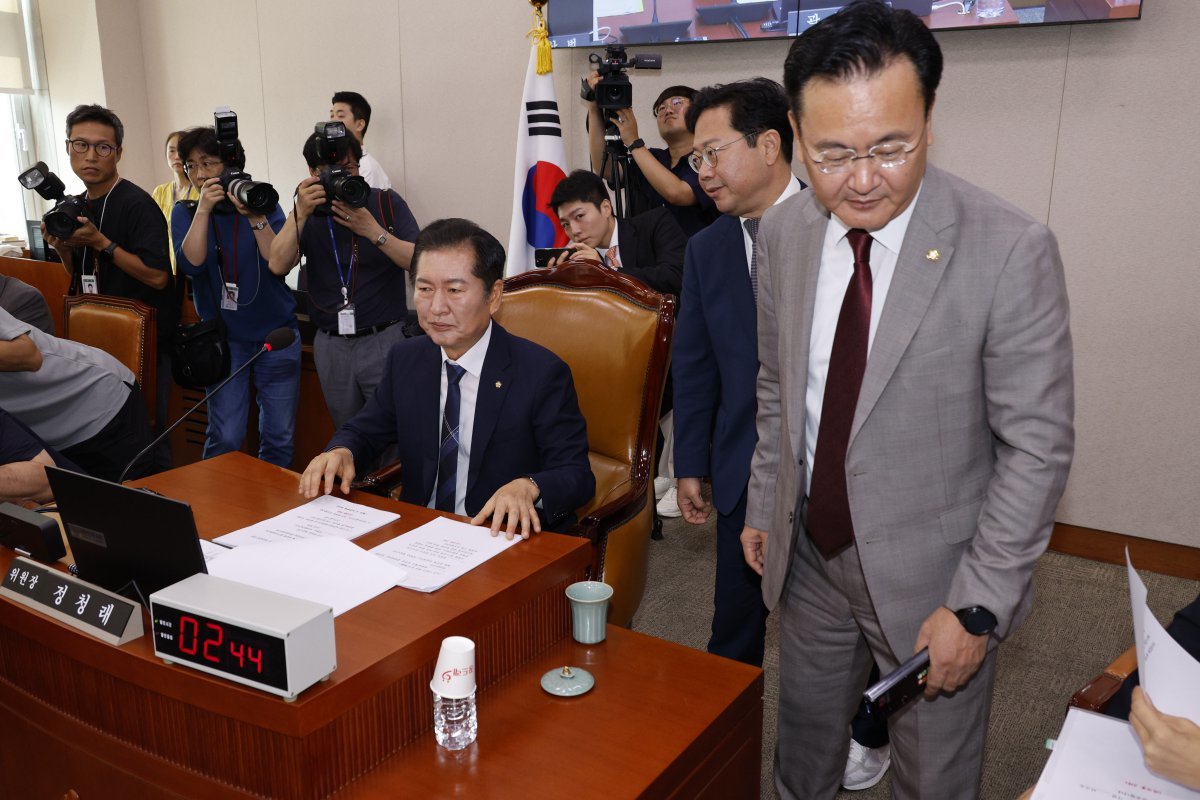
[172, 126, 300, 470]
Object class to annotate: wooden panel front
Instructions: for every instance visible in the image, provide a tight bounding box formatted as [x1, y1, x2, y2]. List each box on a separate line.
[0, 454, 590, 799]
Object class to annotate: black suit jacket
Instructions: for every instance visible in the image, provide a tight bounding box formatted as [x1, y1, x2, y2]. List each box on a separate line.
[613, 207, 687, 296]
[328, 323, 595, 528]
[671, 214, 758, 515]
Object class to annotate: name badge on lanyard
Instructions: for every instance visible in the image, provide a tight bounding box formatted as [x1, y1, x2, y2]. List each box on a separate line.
[337, 304, 357, 335]
[80, 275, 99, 295]
[222, 281, 239, 311]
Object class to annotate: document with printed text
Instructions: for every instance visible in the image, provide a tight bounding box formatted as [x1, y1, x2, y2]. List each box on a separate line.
[369, 517, 521, 592]
[214, 495, 400, 548]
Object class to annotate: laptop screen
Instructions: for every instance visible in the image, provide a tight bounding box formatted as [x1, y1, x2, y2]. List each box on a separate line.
[46, 467, 207, 604]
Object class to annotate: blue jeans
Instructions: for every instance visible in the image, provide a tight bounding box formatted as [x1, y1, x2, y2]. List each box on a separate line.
[203, 333, 301, 468]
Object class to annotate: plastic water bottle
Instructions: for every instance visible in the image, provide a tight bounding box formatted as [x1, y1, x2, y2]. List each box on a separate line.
[433, 689, 477, 750]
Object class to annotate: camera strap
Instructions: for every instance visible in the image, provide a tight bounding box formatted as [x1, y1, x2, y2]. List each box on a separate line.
[377, 189, 396, 235]
[79, 177, 121, 281]
[210, 215, 239, 286]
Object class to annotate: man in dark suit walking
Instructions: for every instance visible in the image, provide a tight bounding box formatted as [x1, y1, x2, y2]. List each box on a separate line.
[300, 218, 595, 539]
[672, 78, 803, 668]
[548, 170, 686, 297]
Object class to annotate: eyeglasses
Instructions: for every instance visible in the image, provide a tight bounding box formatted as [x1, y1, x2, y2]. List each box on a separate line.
[654, 97, 687, 118]
[807, 133, 924, 175]
[688, 131, 759, 173]
[67, 139, 117, 158]
[184, 158, 224, 173]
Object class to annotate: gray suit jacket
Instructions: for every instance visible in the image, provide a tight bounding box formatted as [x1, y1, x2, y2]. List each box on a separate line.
[745, 164, 1074, 659]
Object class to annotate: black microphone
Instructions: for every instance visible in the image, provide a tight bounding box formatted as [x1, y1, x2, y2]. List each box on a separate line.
[117, 327, 297, 484]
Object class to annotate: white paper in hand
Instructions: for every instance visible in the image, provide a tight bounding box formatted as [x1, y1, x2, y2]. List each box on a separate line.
[1126, 548, 1200, 723]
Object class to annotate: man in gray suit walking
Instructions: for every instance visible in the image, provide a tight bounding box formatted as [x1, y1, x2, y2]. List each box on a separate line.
[740, 2, 1075, 797]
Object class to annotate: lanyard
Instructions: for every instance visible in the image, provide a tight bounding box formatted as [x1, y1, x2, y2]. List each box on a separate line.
[326, 217, 358, 304]
[211, 215, 239, 285]
[79, 177, 121, 279]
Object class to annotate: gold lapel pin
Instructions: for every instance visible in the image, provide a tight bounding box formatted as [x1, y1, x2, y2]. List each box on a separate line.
[495, 381, 502, 389]
[926, 249, 941, 262]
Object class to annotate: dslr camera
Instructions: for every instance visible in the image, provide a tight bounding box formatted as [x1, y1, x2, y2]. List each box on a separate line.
[311, 121, 370, 216]
[212, 107, 279, 215]
[580, 44, 662, 114]
[16, 162, 93, 240]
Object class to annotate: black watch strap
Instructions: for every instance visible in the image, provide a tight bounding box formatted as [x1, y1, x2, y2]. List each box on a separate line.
[627, 138, 646, 152]
[955, 606, 998, 636]
[101, 241, 117, 257]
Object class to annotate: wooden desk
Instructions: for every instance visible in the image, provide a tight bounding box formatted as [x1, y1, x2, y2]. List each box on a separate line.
[0, 454, 761, 798]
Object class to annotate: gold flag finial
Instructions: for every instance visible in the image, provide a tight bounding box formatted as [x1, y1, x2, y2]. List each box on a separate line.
[528, 1, 553, 75]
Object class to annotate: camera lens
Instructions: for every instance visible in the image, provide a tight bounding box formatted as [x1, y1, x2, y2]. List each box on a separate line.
[229, 177, 279, 215]
[333, 175, 370, 208]
[44, 205, 83, 239]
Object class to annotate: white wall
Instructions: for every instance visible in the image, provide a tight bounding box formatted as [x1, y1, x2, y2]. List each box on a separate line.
[34, 0, 1200, 547]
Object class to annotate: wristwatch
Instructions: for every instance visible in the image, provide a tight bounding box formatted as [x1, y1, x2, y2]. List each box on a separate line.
[627, 138, 646, 152]
[250, 219, 268, 231]
[955, 606, 998, 636]
[100, 241, 117, 258]
[374, 231, 388, 247]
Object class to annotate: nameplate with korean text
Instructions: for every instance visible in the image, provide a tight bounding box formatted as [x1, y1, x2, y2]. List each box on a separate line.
[0, 556, 144, 645]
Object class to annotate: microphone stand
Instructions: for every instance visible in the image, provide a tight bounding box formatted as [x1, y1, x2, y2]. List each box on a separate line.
[117, 342, 275, 484]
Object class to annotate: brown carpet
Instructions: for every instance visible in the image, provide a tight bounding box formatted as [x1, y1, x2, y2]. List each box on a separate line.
[631, 512, 1198, 799]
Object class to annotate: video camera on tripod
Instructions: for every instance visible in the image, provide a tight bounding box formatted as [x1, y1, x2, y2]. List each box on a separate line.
[580, 45, 663, 219]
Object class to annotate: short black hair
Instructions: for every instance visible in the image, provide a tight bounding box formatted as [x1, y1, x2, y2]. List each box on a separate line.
[411, 218, 506, 291]
[66, 104, 124, 148]
[164, 130, 188, 151]
[685, 78, 794, 163]
[548, 170, 608, 214]
[302, 132, 363, 169]
[176, 126, 246, 170]
[782, 0, 942, 120]
[651, 85, 696, 115]
[331, 91, 372, 136]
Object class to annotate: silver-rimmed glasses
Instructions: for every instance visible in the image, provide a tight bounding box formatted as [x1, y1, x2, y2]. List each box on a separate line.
[806, 131, 925, 174]
[688, 131, 760, 173]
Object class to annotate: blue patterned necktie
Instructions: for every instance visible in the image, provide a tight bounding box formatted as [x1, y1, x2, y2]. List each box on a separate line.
[435, 362, 467, 513]
[743, 217, 760, 302]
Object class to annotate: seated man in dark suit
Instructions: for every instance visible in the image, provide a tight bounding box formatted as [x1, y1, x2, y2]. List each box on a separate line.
[300, 218, 595, 539]
[548, 169, 686, 297]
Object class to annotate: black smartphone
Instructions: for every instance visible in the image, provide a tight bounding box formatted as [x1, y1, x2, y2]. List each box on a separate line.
[534, 247, 571, 268]
[860, 649, 930, 721]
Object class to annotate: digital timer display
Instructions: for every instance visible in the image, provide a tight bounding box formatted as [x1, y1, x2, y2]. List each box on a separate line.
[152, 606, 289, 691]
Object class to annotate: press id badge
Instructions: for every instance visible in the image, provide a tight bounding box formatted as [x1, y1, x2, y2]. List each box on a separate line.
[337, 304, 357, 335]
[81, 275, 99, 294]
[221, 282, 239, 311]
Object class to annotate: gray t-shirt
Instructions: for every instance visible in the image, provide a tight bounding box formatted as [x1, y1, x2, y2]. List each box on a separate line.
[0, 306, 134, 449]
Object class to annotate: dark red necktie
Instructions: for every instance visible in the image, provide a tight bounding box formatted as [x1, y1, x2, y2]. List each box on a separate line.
[806, 229, 873, 559]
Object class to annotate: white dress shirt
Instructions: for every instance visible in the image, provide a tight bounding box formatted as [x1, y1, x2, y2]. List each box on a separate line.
[740, 175, 805, 274]
[358, 150, 392, 192]
[430, 321, 493, 515]
[803, 185, 923, 494]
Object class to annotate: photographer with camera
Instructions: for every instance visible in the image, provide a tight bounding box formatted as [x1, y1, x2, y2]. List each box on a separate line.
[173, 120, 300, 469]
[585, 62, 716, 237]
[40, 104, 175, 469]
[268, 124, 419, 429]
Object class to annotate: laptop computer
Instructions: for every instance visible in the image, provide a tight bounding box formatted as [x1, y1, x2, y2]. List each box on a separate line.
[46, 467, 207, 604]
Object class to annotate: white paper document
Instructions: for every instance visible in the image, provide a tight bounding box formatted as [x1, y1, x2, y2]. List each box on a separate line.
[198, 539, 230, 563]
[1126, 549, 1200, 723]
[214, 495, 400, 548]
[1033, 708, 1200, 799]
[595, 0, 643, 15]
[207, 536, 407, 616]
[369, 517, 521, 592]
